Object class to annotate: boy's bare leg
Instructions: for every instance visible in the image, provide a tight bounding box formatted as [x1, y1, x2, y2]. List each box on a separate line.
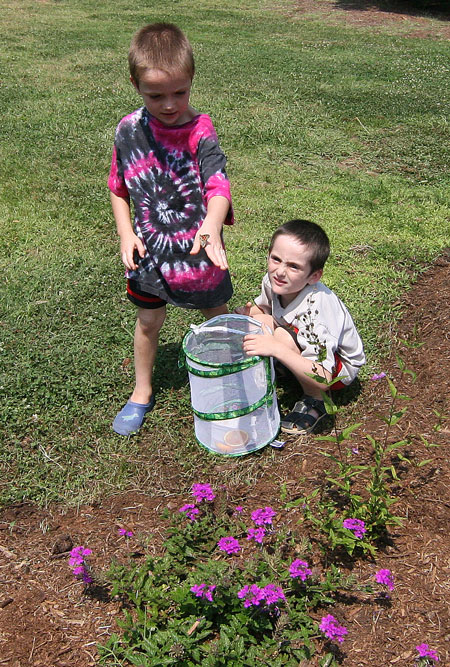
[200, 303, 228, 318]
[130, 306, 166, 404]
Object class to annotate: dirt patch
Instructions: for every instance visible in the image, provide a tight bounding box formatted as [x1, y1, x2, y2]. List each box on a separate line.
[291, 0, 450, 38]
[1, 248, 448, 666]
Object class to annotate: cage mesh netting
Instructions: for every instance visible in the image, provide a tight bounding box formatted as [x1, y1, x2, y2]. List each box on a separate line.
[182, 314, 280, 455]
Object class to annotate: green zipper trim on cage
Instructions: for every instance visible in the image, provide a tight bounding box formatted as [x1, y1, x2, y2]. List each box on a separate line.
[192, 390, 272, 420]
[182, 336, 263, 371]
[184, 356, 261, 377]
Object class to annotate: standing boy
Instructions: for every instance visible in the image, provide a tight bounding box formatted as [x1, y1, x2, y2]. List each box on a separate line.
[108, 23, 233, 435]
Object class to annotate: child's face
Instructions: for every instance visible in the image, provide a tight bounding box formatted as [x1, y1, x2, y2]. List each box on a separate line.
[267, 234, 322, 306]
[132, 68, 193, 126]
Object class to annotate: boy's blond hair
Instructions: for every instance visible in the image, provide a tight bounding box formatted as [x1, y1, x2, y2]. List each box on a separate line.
[128, 22, 195, 83]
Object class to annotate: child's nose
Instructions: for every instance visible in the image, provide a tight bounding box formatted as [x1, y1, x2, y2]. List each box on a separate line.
[163, 97, 176, 110]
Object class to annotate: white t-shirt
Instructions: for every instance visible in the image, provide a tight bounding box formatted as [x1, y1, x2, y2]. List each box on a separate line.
[255, 275, 365, 385]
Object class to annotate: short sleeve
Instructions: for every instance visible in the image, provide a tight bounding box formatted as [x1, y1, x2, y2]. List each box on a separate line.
[108, 145, 129, 198]
[197, 130, 233, 225]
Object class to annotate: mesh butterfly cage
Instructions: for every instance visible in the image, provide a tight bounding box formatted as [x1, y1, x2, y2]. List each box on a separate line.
[181, 314, 280, 455]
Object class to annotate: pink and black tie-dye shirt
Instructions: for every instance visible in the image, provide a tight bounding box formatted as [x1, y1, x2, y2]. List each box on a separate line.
[108, 108, 233, 309]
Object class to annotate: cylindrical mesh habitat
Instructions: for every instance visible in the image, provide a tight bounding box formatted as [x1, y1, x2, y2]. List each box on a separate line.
[182, 314, 280, 455]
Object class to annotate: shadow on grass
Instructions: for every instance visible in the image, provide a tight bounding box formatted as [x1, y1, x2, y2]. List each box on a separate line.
[153, 341, 189, 392]
[276, 370, 363, 424]
[333, 0, 450, 20]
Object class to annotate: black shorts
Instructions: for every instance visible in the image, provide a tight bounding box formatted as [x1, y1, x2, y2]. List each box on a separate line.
[126, 280, 167, 309]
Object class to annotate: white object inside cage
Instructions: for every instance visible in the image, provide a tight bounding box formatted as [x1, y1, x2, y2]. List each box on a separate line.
[182, 314, 280, 455]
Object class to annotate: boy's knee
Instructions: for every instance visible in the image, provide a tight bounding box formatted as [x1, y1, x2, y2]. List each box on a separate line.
[274, 325, 299, 351]
[137, 307, 166, 334]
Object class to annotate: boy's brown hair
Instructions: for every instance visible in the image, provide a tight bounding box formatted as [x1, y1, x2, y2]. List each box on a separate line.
[128, 22, 195, 84]
[269, 219, 330, 274]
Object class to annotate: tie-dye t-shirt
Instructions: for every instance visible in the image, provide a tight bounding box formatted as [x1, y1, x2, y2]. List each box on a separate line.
[108, 108, 233, 309]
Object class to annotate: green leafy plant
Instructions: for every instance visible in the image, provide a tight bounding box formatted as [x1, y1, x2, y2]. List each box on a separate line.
[97, 490, 364, 666]
[289, 356, 431, 556]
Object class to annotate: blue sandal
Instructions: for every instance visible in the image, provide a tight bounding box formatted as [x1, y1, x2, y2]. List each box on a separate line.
[112, 396, 155, 436]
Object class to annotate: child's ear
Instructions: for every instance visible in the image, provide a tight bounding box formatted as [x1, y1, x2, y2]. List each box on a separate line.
[130, 75, 140, 92]
[308, 268, 323, 285]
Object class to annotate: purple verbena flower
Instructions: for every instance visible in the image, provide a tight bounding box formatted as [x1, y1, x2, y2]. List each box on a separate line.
[319, 614, 348, 643]
[416, 644, 439, 662]
[247, 527, 266, 544]
[234, 506, 244, 513]
[343, 518, 367, 539]
[289, 559, 312, 581]
[261, 583, 285, 605]
[190, 583, 216, 602]
[237, 584, 265, 608]
[217, 536, 241, 554]
[118, 528, 134, 538]
[68, 546, 92, 567]
[204, 585, 216, 601]
[179, 503, 200, 521]
[69, 546, 93, 585]
[371, 372, 387, 381]
[69, 545, 92, 566]
[375, 568, 394, 592]
[191, 483, 216, 503]
[80, 566, 93, 584]
[69, 554, 83, 567]
[251, 506, 276, 526]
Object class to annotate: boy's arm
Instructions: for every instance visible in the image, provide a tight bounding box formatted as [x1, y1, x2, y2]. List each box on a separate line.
[190, 195, 229, 270]
[235, 302, 266, 317]
[242, 328, 332, 383]
[111, 192, 145, 271]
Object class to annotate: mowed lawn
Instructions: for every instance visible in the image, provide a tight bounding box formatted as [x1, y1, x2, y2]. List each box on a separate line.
[0, 0, 448, 506]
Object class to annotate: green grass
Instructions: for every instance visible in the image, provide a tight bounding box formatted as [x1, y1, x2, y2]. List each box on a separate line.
[1, 0, 448, 507]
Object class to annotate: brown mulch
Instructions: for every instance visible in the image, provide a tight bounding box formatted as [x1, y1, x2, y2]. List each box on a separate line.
[1, 249, 448, 667]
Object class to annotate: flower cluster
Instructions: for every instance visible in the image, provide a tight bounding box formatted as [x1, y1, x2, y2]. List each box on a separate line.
[190, 583, 216, 602]
[343, 518, 367, 539]
[179, 503, 200, 521]
[118, 528, 133, 538]
[416, 644, 439, 662]
[319, 614, 348, 643]
[251, 506, 276, 526]
[68, 545, 93, 584]
[192, 483, 216, 503]
[238, 583, 285, 608]
[370, 372, 387, 381]
[217, 536, 241, 554]
[247, 527, 266, 544]
[289, 559, 312, 581]
[375, 568, 394, 592]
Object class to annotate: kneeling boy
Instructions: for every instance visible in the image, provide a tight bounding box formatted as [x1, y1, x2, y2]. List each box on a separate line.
[237, 219, 365, 434]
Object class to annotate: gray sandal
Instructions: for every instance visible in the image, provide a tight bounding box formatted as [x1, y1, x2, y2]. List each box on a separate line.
[281, 396, 326, 434]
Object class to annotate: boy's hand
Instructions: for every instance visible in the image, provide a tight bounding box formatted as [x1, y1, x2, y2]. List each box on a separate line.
[190, 225, 228, 270]
[234, 302, 252, 316]
[242, 325, 279, 358]
[121, 234, 146, 270]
